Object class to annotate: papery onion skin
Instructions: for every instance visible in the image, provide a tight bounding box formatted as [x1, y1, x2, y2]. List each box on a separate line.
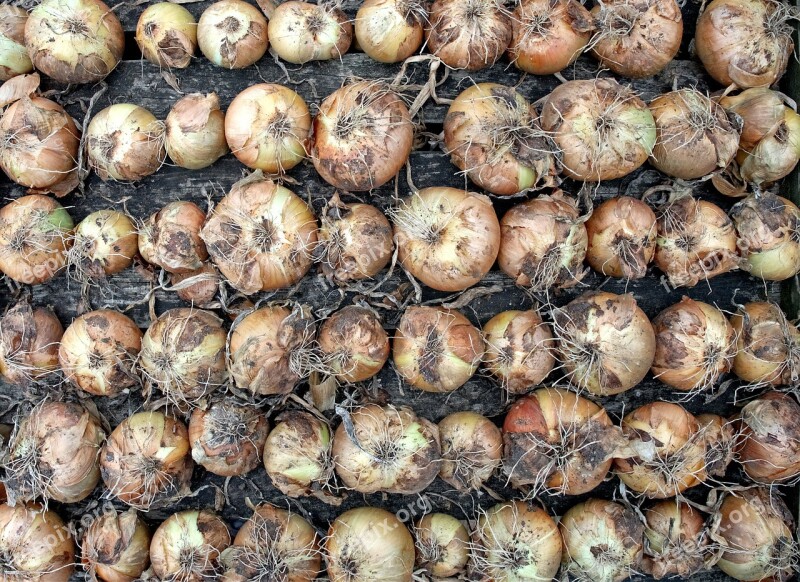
[731, 302, 800, 387]
[150, 510, 231, 582]
[170, 262, 220, 307]
[166, 93, 228, 170]
[318, 306, 389, 383]
[135, 3, 197, 69]
[414, 513, 469, 578]
[720, 87, 787, 149]
[738, 108, 800, 186]
[696, 413, 736, 478]
[642, 500, 708, 579]
[0, 300, 63, 384]
[139, 201, 208, 274]
[585, 196, 656, 279]
[355, 0, 427, 63]
[736, 391, 800, 483]
[197, 0, 268, 69]
[82, 508, 151, 582]
[438, 411, 502, 491]
[25, 0, 124, 84]
[0, 7, 33, 81]
[70, 210, 138, 278]
[268, 1, 353, 64]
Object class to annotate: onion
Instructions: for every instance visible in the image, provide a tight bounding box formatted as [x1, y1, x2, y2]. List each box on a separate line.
[413, 513, 469, 578]
[560, 499, 644, 582]
[0, 299, 63, 384]
[25, 0, 124, 84]
[318, 305, 389, 383]
[730, 193, 800, 281]
[225, 84, 310, 173]
[498, 190, 588, 292]
[197, 0, 268, 69]
[316, 193, 393, 285]
[393, 305, 483, 392]
[589, 0, 682, 78]
[311, 81, 413, 192]
[552, 291, 655, 396]
[68, 210, 138, 279]
[139, 307, 227, 406]
[737, 112, 800, 188]
[86, 104, 166, 182]
[332, 403, 441, 494]
[696, 413, 736, 478]
[438, 411, 502, 491]
[268, 1, 353, 64]
[0, 195, 73, 285]
[720, 88, 790, 150]
[696, 0, 795, 88]
[189, 400, 269, 477]
[585, 196, 656, 279]
[0, 502, 75, 582]
[81, 508, 151, 582]
[392, 187, 501, 291]
[170, 262, 221, 307]
[540, 78, 656, 181]
[642, 500, 708, 579]
[0, 96, 80, 196]
[649, 89, 740, 180]
[736, 391, 800, 483]
[59, 309, 142, 397]
[508, 0, 593, 75]
[135, 3, 197, 69]
[100, 411, 194, 510]
[151, 510, 231, 582]
[221, 504, 320, 582]
[200, 172, 318, 294]
[355, 0, 427, 63]
[426, 0, 512, 70]
[165, 93, 228, 170]
[0, 7, 33, 81]
[472, 500, 563, 582]
[325, 507, 415, 582]
[4, 401, 104, 505]
[139, 201, 208, 274]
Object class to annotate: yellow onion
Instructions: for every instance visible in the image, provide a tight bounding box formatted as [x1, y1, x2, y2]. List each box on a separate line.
[0, 502, 75, 582]
[332, 403, 441, 494]
[585, 196, 656, 279]
[326, 507, 415, 582]
[508, 0, 593, 75]
[642, 500, 709, 579]
[696, 413, 736, 479]
[151, 510, 231, 582]
[355, 0, 427, 63]
[100, 411, 193, 510]
[68, 210, 138, 279]
[392, 187, 501, 292]
[59, 309, 142, 397]
[201, 172, 318, 293]
[426, 0, 512, 70]
[197, 0, 268, 68]
[220, 504, 320, 582]
[736, 391, 800, 483]
[165, 93, 228, 170]
[438, 411, 502, 491]
[721, 88, 789, 149]
[268, 1, 352, 64]
[317, 306, 389, 383]
[135, 3, 197, 69]
[311, 81, 413, 192]
[472, 500, 563, 582]
[540, 78, 656, 181]
[413, 513, 469, 578]
[730, 193, 800, 281]
[0, 299, 63, 384]
[86, 104, 165, 182]
[170, 262, 221, 307]
[225, 84, 310, 173]
[139, 201, 208, 274]
[82, 508, 151, 582]
[739, 109, 800, 187]
[25, 0, 123, 84]
[0, 7, 33, 81]
[393, 305, 483, 392]
[498, 190, 588, 292]
[552, 291, 655, 396]
[589, 0, 682, 78]
[4, 401, 104, 505]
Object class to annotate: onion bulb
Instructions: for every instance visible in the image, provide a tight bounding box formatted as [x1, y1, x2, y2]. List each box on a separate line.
[100, 411, 193, 510]
[151, 510, 231, 582]
[392, 187, 501, 292]
[197, 0, 268, 69]
[540, 78, 656, 181]
[585, 196, 656, 279]
[355, 0, 427, 63]
[81, 508, 151, 582]
[68, 210, 138, 279]
[642, 500, 709, 579]
[438, 411, 502, 491]
[393, 305, 483, 392]
[139, 201, 208, 274]
[696, 413, 736, 478]
[736, 391, 800, 483]
[552, 291, 655, 396]
[165, 93, 228, 169]
[311, 81, 413, 191]
[135, 3, 197, 69]
[0, 299, 63, 384]
[0, 7, 33, 81]
[268, 1, 353, 64]
[414, 513, 469, 578]
[25, 0, 124, 84]
[332, 403, 441, 494]
[317, 306, 389, 383]
[170, 262, 221, 307]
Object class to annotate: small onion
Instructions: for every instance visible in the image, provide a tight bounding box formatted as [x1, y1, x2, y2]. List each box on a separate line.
[696, 413, 736, 479]
[720, 88, 791, 150]
[82, 508, 151, 582]
[197, 0, 268, 69]
[135, 3, 197, 69]
[738, 111, 800, 187]
[150, 510, 231, 582]
[68, 210, 138, 279]
[355, 0, 427, 63]
[0, 7, 33, 81]
[165, 93, 228, 170]
[438, 411, 502, 491]
[311, 81, 413, 192]
[642, 500, 708, 579]
[585, 196, 656, 279]
[393, 305, 484, 393]
[0, 299, 63, 384]
[736, 391, 800, 483]
[268, 1, 352, 64]
[392, 187, 501, 292]
[100, 411, 194, 510]
[25, 0, 124, 84]
[414, 513, 469, 578]
[317, 306, 389, 383]
[170, 262, 221, 307]
[58, 309, 142, 397]
[139, 201, 208, 274]
[332, 403, 441, 494]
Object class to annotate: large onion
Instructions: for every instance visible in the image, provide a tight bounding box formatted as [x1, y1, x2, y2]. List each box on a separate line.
[81, 508, 151, 582]
[438, 410, 502, 491]
[355, 0, 427, 63]
[138, 201, 208, 274]
[0, 7, 33, 81]
[736, 391, 800, 483]
[268, 1, 352, 64]
[0, 299, 63, 384]
[150, 510, 231, 582]
[165, 93, 228, 170]
[585, 196, 656, 279]
[642, 500, 709, 579]
[197, 0, 268, 68]
[318, 305, 389, 383]
[135, 3, 197, 69]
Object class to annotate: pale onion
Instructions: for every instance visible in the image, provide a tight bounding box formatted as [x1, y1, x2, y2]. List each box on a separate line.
[138, 201, 208, 274]
[197, 0, 268, 68]
[696, 413, 736, 479]
[355, 0, 427, 63]
[438, 410, 502, 491]
[585, 196, 656, 279]
[552, 291, 655, 396]
[200, 172, 318, 293]
[0, 299, 63, 384]
[738, 108, 800, 187]
[332, 403, 441, 494]
[720, 88, 790, 150]
[81, 508, 151, 582]
[414, 513, 469, 578]
[540, 78, 656, 181]
[165, 93, 228, 170]
[642, 500, 709, 579]
[317, 306, 389, 382]
[736, 391, 800, 483]
[100, 411, 194, 510]
[393, 305, 483, 392]
[151, 510, 231, 582]
[25, 0, 124, 84]
[170, 262, 221, 307]
[225, 84, 310, 173]
[498, 190, 588, 291]
[392, 187, 501, 292]
[0, 7, 33, 81]
[86, 104, 165, 182]
[268, 1, 352, 64]
[311, 81, 413, 191]
[135, 3, 197, 69]
[68, 210, 138, 279]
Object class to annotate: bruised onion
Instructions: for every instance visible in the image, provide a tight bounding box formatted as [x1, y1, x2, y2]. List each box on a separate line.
[197, 0, 268, 69]
[0, 299, 63, 384]
[68, 210, 138, 279]
[0, 7, 33, 81]
[170, 263, 220, 307]
[696, 413, 736, 478]
[139, 201, 208, 274]
[136, 3, 197, 69]
[414, 513, 469, 578]
[318, 306, 389, 382]
[438, 411, 502, 491]
[642, 500, 708, 579]
[150, 510, 231, 582]
[585, 196, 656, 279]
[736, 391, 800, 483]
[268, 1, 352, 64]
[82, 508, 151, 582]
[355, 0, 427, 63]
[165, 93, 228, 170]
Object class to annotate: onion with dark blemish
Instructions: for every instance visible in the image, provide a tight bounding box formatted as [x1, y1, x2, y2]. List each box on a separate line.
[736, 391, 800, 483]
[139, 201, 208, 275]
[68, 210, 138, 280]
[81, 508, 151, 582]
[318, 305, 389, 383]
[642, 500, 709, 579]
[197, 0, 268, 69]
[0, 298, 63, 384]
[135, 3, 197, 69]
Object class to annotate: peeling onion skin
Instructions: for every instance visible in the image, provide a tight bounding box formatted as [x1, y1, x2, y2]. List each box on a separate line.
[318, 306, 390, 383]
[736, 391, 800, 483]
[269, 1, 353, 64]
[720, 88, 790, 150]
[0, 7, 33, 81]
[25, 0, 124, 84]
[0, 300, 63, 384]
[355, 0, 427, 63]
[139, 201, 208, 275]
[165, 93, 228, 170]
[696, 413, 736, 479]
[414, 513, 470, 578]
[70, 210, 138, 278]
[150, 510, 231, 582]
[642, 500, 708, 579]
[135, 3, 197, 69]
[731, 302, 800, 387]
[197, 0, 268, 69]
[585, 196, 656, 279]
[438, 411, 502, 491]
[737, 104, 800, 188]
[81, 508, 151, 582]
